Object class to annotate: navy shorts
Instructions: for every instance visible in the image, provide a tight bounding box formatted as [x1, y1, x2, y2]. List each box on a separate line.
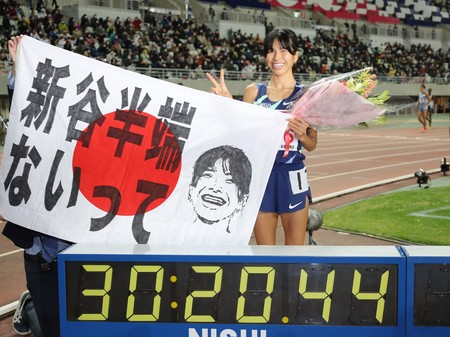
[260, 162, 312, 214]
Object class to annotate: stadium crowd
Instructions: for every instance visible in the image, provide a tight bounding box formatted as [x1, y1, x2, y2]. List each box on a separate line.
[0, 0, 449, 81]
[424, 0, 450, 14]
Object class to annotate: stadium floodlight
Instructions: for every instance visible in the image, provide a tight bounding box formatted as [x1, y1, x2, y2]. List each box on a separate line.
[440, 158, 449, 175]
[414, 169, 430, 188]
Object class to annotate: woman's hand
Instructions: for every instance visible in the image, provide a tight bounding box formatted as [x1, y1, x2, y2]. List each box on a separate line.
[287, 117, 309, 140]
[8, 35, 24, 64]
[288, 117, 318, 152]
[206, 69, 233, 99]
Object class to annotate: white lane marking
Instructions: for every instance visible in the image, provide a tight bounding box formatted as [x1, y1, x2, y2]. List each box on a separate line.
[309, 157, 445, 181]
[0, 248, 23, 258]
[308, 149, 447, 169]
[409, 206, 450, 220]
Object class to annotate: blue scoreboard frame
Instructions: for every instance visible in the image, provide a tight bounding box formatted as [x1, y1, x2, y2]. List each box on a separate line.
[58, 245, 408, 337]
[404, 246, 450, 337]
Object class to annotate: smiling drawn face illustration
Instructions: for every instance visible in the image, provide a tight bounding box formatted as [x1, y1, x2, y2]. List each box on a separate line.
[188, 146, 252, 231]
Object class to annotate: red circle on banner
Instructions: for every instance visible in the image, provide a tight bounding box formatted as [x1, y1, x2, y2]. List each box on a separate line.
[72, 111, 182, 216]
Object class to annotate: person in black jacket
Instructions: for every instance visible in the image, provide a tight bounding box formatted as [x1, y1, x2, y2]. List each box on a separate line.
[2, 35, 72, 337]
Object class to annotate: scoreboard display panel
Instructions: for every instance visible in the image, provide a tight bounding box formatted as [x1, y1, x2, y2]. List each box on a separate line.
[59, 245, 408, 337]
[404, 246, 450, 337]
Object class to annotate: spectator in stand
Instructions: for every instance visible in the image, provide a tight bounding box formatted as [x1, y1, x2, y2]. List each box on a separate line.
[17, 17, 31, 35]
[132, 16, 142, 30]
[220, 7, 228, 20]
[241, 60, 256, 80]
[36, 0, 44, 12]
[5, 1, 18, 20]
[208, 5, 215, 21]
[36, 6, 46, 19]
[58, 19, 68, 32]
[0, 0, 7, 15]
[351, 21, 357, 38]
[393, 25, 398, 36]
[0, 50, 9, 73]
[259, 10, 266, 25]
[139, 47, 151, 67]
[2, 15, 12, 36]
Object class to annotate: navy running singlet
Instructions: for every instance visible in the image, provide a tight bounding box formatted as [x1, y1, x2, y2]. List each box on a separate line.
[253, 82, 306, 164]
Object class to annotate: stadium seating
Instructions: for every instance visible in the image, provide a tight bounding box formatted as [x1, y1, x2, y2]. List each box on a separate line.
[0, 0, 448, 83]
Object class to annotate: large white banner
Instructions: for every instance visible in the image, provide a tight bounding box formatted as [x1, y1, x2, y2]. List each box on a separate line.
[0, 36, 287, 245]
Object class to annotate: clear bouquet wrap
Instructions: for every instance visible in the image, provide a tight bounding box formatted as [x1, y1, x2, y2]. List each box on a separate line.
[289, 68, 390, 129]
[281, 68, 389, 157]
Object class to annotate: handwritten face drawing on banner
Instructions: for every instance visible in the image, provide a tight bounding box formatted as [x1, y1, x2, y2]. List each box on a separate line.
[188, 145, 252, 234]
[0, 36, 288, 245]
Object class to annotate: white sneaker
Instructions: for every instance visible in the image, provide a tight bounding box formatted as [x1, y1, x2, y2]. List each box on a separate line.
[12, 291, 32, 336]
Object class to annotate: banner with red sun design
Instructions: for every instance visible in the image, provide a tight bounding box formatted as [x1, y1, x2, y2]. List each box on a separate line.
[0, 36, 288, 245]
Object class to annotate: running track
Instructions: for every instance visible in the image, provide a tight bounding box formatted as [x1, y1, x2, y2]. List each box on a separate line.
[0, 115, 449, 335]
[308, 115, 449, 199]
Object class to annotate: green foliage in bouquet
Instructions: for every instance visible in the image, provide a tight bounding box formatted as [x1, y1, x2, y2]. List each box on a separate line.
[341, 69, 390, 127]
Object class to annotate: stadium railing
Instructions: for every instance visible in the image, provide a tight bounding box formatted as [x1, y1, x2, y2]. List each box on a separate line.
[130, 67, 447, 85]
[1, 60, 446, 85]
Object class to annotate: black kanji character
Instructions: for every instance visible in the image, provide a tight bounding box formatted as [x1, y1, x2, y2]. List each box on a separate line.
[157, 97, 196, 152]
[66, 73, 109, 147]
[145, 118, 181, 172]
[4, 134, 41, 206]
[44, 150, 65, 211]
[158, 97, 196, 125]
[106, 87, 151, 157]
[132, 179, 169, 244]
[90, 185, 121, 231]
[21, 58, 70, 134]
[67, 167, 81, 208]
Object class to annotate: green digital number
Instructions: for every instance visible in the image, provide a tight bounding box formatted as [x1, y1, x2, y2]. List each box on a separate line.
[352, 269, 389, 323]
[236, 266, 275, 323]
[298, 268, 335, 322]
[185, 266, 223, 322]
[78, 265, 112, 321]
[126, 265, 164, 321]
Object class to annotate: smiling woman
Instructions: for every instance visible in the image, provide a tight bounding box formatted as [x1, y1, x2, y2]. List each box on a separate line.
[207, 28, 318, 246]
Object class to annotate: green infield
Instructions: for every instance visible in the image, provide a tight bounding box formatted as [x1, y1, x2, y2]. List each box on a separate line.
[323, 185, 450, 245]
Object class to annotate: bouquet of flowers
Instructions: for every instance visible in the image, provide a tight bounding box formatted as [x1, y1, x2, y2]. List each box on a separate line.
[289, 68, 390, 129]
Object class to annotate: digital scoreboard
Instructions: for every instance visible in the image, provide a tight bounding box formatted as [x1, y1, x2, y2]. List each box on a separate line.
[58, 245, 413, 337]
[404, 246, 450, 337]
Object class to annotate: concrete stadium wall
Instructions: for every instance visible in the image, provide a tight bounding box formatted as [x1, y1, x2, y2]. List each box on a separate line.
[218, 21, 266, 38]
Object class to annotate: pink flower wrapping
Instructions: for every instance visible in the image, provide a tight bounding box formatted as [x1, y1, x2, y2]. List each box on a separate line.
[289, 68, 389, 129]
